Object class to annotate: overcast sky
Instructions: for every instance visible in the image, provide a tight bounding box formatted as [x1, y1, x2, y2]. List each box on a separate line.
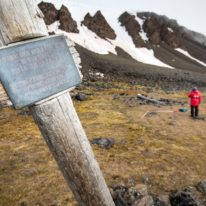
[68, 0, 206, 35]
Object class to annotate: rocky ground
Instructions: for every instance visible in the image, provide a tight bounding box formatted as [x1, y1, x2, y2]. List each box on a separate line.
[76, 43, 206, 91]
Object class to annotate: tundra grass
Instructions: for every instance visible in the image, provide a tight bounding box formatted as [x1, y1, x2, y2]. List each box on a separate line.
[0, 82, 206, 205]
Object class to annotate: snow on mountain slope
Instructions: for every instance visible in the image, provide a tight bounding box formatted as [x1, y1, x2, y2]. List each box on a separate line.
[49, 22, 116, 54]
[175, 48, 206, 67]
[135, 16, 148, 42]
[38, 0, 173, 68]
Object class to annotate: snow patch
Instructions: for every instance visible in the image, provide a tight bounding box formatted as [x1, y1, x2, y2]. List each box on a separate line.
[135, 16, 148, 42]
[176, 48, 206, 67]
[168, 27, 174, 32]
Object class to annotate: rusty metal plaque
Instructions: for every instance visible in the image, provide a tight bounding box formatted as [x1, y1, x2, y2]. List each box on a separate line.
[0, 35, 81, 108]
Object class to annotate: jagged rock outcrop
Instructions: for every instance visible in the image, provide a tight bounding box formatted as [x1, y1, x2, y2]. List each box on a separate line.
[119, 12, 146, 48]
[38, 2, 58, 25]
[149, 31, 161, 45]
[139, 12, 182, 48]
[82, 11, 116, 40]
[38, 2, 79, 33]
[58, 5, 79, 33]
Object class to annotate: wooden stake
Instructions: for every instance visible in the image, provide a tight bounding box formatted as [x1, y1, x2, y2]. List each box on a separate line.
[0, 0, 114, 205]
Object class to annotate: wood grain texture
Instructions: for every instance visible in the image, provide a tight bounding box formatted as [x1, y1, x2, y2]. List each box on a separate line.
[30, 93, 115, 206]
[0, 38, 12, 107]
[0, 83, 12, 107]
[0, 0, 48, 44]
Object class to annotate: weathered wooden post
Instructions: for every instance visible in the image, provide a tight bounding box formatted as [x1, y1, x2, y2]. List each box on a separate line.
[0, 0, 115, 205]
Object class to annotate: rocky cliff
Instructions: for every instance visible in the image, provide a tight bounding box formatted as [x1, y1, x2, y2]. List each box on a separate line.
[82, 11, 116, 40]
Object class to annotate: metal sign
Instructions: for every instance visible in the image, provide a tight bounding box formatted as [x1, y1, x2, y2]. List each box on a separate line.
[0, 35, 82, 108]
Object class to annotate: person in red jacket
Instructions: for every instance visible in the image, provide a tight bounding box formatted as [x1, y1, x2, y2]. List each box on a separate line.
[188, 87, 202, 118]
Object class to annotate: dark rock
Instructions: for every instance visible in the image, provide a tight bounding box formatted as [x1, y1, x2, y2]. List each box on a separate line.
[48, 31, 55, 35]
[50, 201, 61, 206]
[38, 2, 58, 25]
[146, 112, 157, 117]
[20, 202, 28, 206]
[134, 184, 148, 196]
[91, 137, 114, 149]
[150, 31, 161, 45]
[18, 110, 31, 116]
[75, 93, 87, 101]
[153, 195, 171, 206]
[142, 176, 149, 184]
[112, 185, 141, 206]
[169, 190, 200, 206]
[24, 168, 38, 177]
[112, 185, 128, 197]
[38, 3, 79, 33]
[161, 26, 182, 48]
[119, 12, 146, 48]
[196, 181, 206, 194]
[133, 195, 154, 206]
[59, 5, 79, 33]
[160, 196, 171, 206]
[115, 195, 129, 206]
[192, 117, 206, 121]
[82, 11, 116, 40]
[143, 17, 162, 38]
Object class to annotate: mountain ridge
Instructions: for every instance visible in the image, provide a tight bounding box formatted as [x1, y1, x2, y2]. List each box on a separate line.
[38, 1, 206, 88]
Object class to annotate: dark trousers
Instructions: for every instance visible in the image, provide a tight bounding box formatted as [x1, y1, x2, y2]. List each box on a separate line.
[191, 105, 199, 117]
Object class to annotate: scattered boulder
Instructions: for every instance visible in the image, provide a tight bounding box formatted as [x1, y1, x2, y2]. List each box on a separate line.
[18, 109, 31, 116]
[91, 137, 115, 149]
[153, 195, 171, 206]
[196, 181, 206, 194]
[82, 11, 116, 40]
[75, 92, 87, 101]
[169, 190, 200, 206]
[111, 183, 205, 206]
[20, 202, 28, 206]
[59, 5, 79, 33]
[119, 12, 146, 48]
[48, 31, 56, 35]
[112, 185, 142, 206]
[133, 195, 154, 206]
[145, 112, 157, 117]
[38, 2, 59, 25]
[134, 184, 148, 196]
[114, 195, 129, 206]
[24, 168, 38, 177]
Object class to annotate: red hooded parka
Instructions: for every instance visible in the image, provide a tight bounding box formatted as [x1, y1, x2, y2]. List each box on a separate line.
[188, 89, 202, 106]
